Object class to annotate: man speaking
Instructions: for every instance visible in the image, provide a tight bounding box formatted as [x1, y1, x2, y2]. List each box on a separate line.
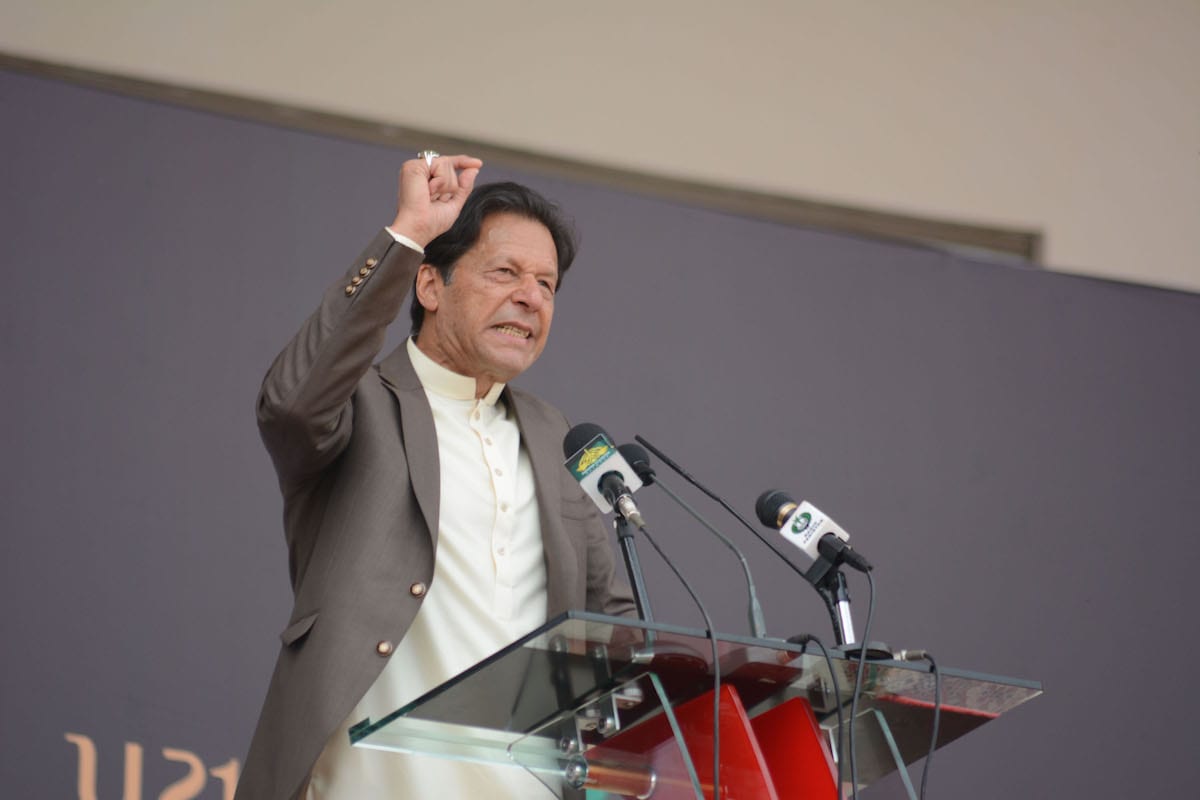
[235, 153, 635, 799]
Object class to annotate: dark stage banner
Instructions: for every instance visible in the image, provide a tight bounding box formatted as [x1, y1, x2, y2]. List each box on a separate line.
[2, 67, 1198, 799]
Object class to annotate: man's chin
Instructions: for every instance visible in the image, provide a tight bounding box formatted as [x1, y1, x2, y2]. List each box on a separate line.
[482, 352, 541, 384]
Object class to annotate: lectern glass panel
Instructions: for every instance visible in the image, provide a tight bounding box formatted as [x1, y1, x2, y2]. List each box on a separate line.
[350, 612, 1041, 796]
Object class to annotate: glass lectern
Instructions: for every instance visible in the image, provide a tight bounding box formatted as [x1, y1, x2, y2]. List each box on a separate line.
[350, 611, 1040, 798]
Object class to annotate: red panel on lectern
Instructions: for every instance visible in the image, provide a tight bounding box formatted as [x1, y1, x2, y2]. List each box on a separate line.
[585, 686, 835, 798]
[750, 697, 837, 800]
[671, 684, 777, 798]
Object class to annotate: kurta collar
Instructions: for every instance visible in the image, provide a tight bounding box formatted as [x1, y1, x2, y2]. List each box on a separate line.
[406, 338, 506, 406]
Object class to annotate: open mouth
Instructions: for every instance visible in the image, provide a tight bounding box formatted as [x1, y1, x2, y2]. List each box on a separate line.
[493, 324, 532, 339]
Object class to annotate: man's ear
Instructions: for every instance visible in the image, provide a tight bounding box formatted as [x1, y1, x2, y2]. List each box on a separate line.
[414, 263, 442, 314]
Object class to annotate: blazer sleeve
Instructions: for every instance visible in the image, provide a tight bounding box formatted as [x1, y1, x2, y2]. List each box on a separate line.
[256, 230, 424, 487]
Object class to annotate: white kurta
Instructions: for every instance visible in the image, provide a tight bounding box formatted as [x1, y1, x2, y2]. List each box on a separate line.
[308, 339, 556, 798]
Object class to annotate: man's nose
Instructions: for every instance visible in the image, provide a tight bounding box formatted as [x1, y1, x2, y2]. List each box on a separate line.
[511, 275, 547, 309]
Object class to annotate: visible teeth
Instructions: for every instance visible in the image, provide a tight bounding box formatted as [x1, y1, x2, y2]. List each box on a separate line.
[495, 325, 530, 338]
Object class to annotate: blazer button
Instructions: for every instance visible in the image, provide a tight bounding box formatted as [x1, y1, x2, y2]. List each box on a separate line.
[409, 581, 427, 598]
[376, 640, 394, 656]
[344, 285, 357, 296]
[365, 257, 378, 268]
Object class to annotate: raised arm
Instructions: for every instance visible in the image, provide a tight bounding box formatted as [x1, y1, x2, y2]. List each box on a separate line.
[257, 155, 482, 485]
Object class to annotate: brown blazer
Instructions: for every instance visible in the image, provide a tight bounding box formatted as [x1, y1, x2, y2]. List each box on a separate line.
[235, 231, 634, 800]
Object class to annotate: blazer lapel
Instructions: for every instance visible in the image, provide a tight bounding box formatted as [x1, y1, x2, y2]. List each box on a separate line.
[378, 345, 440, 546]
[509, 390, 576, 617]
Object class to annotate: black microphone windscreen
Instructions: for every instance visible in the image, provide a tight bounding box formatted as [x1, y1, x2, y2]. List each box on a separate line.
[755, 489, 796, 528]
[563, 422, 607, 458]
[618, 443, 654, 485]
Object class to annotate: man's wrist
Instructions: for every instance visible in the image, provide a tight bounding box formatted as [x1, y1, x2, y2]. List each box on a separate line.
[385, 226, 425, 254]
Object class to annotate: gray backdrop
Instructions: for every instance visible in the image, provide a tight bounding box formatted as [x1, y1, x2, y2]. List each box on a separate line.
[3, 68, 1198, 798]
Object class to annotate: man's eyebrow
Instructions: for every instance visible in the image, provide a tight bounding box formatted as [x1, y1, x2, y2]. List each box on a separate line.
[500, 256, 558, 280]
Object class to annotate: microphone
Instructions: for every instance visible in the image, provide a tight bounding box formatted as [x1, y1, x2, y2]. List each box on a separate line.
[755, 490, 873, 573]
[621, 443, 769, 639]
[564, 423, 646, 529]
[617, 443, 655, 486]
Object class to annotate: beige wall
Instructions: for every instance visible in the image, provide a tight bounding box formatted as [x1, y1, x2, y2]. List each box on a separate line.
[4, 0, 1197, 291]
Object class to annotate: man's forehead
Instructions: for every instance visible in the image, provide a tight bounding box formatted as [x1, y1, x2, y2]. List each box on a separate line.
[474, 214, 558, 265]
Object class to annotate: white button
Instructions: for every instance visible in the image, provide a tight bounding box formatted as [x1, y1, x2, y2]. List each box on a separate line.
[500, 502, 509, 513]
[497, 546, 507, 556]
[494, 467, 503, 477]
[485, 437, 494, 446]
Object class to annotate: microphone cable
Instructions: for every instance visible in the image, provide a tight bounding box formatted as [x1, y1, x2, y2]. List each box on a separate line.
[847, 569, 877, 800]
[634, 435, 857, 795]
[892, 648, 942, 799]
[633, 521, 724, 798]
[788, 632, 846, 798]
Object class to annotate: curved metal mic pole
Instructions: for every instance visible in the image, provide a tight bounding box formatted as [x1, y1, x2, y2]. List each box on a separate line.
[634, 434, 855, 645]
[646, 475, 768, 639]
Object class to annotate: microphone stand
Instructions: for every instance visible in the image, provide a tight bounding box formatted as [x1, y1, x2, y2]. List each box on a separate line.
[615, 515, 654, 624]
[808, 553, 890, 662]
[804, 554, 856, 646]
[613, 515, 657, 654]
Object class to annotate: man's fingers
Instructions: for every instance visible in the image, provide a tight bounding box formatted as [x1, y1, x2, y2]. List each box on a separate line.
[426, 154, 481, 203]
[429, 157, 460, 203]
[425, 155, 482, 179]
[442, 154, 484, 171]
[430, 157, 458, 185]
[430, 155, 483, 205]
[457, 166, 481, 196]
